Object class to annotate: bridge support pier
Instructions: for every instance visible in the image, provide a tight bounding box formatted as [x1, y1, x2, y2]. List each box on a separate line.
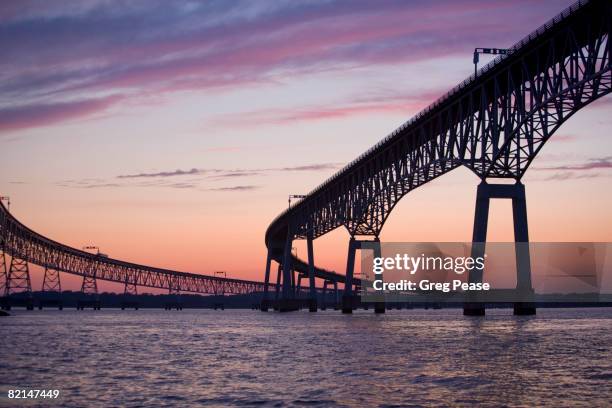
[275, 264, 281, 301]
[80, 272, 100, 310]
[277, 232, 299, 312]
[322, 280, 328, 310]
[261, 251, 273, 311]
[5, 257, 34, 310]
[307, 234, 317, 312]
[342, 238, 357, 313]
[463, 181, 536, 316]
[40, 267, 63, 310]
[121, 279, 139, 310]
[0, 249, 7, 296]
[333, 281, 339, 309]
[342, 238, 385, 314]
[296, 274, 302, 296]
[371, 239, 385, 314]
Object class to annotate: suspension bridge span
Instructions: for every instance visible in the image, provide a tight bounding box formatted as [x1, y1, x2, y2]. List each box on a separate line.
[263, 0, 611, 313]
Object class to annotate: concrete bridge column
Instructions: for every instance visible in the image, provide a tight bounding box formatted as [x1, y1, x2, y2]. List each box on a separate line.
[275, 264, 281, 301]
[278, 232, 300, 311]
[463, 181, 535, 316]
[296, 274, 302, 295]
[343, 237, 385, 314]
[307, 234, 317, 312]
[512, 183, 536, 315]
[372, 238, 385, 314]
[333, 281, 339, 309]
[261, 251, 273, 311]
[321, 280, 328, 310]
[281, 233, 293, 300]
[342, 237, 357, 313]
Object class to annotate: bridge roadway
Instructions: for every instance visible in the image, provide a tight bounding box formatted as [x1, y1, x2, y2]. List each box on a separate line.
[264, 0, 612, 312]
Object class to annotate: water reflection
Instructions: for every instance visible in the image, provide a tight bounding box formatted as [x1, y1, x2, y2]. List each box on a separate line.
[0, 308, 610, 407]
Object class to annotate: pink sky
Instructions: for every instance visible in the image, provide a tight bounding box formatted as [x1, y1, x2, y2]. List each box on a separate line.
[1, 0, 611, 292]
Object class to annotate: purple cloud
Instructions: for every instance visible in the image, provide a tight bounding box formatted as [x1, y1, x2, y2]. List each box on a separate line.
[536, 157, 612, 171]
[0, 0, 573, 132]
[116, 163, 341, 180]
[208, 185, 259, 192]
[117, 168, 203, 179]
[215, 89, 440, 127]
[0, 95, 123, 132]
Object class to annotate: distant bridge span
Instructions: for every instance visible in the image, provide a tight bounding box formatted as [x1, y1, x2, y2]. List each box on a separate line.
[0, 200, 347, 298]
[264, 0, 611, 312]
[0, 202, 265, 295]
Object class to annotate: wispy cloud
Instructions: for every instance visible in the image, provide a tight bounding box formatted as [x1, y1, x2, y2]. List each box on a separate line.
[535, 156, 612, 171]
[208, 185, 259, 192]
[0, 95, 123, 132]
[551, 134, 577, 143]
[528, 156, 612, 181]
[116, 163, 342, 180]
[57, 181, 122, 189]
[213, 89, 441, 128]
[209, 171, 262, 179]
[57, 162, 342, 191]
[279, 163, 342, 171]
[0, 0, 569, 132]
[539, 172, 608, 181]
[117, 168, 203, 179]
[167, 182, 198, 189]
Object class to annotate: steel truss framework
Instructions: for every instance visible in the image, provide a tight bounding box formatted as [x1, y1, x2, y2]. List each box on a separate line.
[0, 250, 6, 294]
[265, 0, 611, 297]
[42, 267, 62, 292]
[6, 257, 32, 296]
[0, 205, 266, 296]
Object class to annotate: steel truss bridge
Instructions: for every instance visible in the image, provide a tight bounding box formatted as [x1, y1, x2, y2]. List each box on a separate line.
[0, 198, 346, 306]
[263, 0, 612, 313]
[0, 201, 267, 299]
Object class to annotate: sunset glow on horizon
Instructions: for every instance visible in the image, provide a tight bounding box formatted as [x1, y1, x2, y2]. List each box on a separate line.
[2, 0, 612, 292]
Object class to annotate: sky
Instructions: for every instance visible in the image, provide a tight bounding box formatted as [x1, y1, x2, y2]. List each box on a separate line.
[1, 0, 611, 293]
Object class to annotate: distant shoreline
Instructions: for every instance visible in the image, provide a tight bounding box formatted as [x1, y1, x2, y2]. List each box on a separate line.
[1, 290, 611, 310]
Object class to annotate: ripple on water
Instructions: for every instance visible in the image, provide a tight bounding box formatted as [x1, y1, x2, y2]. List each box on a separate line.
[0, 308, 611, 407]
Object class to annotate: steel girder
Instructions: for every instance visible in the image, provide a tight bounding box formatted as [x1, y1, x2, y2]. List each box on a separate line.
[266, 0, 611, 245]
[0, 203, 265, 295]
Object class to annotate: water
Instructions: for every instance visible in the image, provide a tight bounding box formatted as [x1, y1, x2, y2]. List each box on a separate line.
[1, 308, 611, 407]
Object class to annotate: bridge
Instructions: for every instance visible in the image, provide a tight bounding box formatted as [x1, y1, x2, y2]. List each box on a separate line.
[263, 0, 611, 313]
[0, 201, 269, 308]
[0, 197, 349, 309]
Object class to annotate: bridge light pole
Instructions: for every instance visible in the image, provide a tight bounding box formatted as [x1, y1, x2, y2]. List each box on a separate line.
[288, 194, 306, 209]
[473, 47, 508, 76]
[0, 196, 10, 212]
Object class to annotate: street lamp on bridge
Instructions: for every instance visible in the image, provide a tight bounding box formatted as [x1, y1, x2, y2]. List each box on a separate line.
[0, 196, 10, 212]
[473, 47, 509, 76]
[288, 194, 307, 209]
